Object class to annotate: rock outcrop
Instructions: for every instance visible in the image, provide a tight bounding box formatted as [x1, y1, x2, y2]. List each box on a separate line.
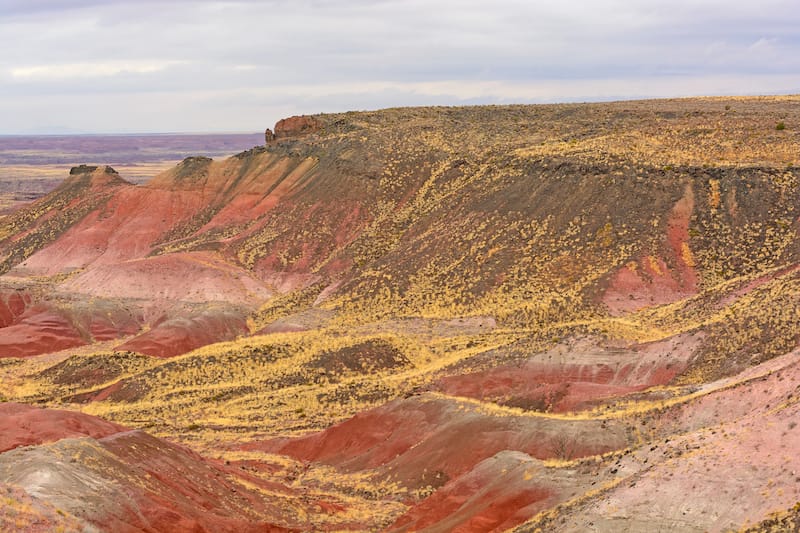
[273, 115, 322, 138]
[69, 164, 117, 175]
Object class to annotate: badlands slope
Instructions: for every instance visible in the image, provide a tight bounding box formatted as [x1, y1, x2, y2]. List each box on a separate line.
[0, 96, 799, 531]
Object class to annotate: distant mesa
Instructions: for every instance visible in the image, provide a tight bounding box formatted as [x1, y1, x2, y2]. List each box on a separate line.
[177, 155, 213, 173]
[69, 164, 117, 175]
[271, 115, 323, 141]
[64, 164, 128, 189]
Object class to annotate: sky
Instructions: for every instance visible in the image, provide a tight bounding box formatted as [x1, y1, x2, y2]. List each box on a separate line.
[1, 0, 799, 134]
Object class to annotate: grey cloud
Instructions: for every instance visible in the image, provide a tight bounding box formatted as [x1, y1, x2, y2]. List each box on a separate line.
[1, 0, 799, 133]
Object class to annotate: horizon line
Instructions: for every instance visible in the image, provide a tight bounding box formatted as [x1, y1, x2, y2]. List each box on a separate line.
[2, 92, 798, 136]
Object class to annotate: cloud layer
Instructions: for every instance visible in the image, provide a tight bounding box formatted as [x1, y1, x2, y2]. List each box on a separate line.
[1, 0, 798, 133]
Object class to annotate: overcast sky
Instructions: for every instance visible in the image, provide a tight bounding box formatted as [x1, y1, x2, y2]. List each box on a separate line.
[1, 0, 798, 134]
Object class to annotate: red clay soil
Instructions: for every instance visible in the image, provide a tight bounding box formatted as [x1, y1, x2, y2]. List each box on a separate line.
[716, 263, 800, 308]
[12, 156, 314, 280]
[437, 367, 647, 413]
[0, 304, 86, 358]
[547, 349, 800, 532]
[256, 393, 628, 489]
[0, 405, 305, 532]
[388, 451, 558, 533]
[192, 155, 317, 234]
[92, 430, 301, 533]
[17, 186, 206, 276]
[0, 403, 126, 453]
[87, 310, 141, 342]
[59, 251, 271, 305]
[117, 310, 249, 357]
[0, 288, 31, 327]
[603, 186, 698, 315]
[0, 155, 325, 358]
[435, 334, 698, 413]
[0, 300, 141, 358]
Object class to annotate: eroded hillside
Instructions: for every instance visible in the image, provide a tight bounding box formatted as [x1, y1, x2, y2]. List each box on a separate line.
[1, 96, 800, 532]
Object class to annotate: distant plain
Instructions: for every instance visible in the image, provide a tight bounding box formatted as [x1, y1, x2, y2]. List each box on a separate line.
[0, 133, 263, 213]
